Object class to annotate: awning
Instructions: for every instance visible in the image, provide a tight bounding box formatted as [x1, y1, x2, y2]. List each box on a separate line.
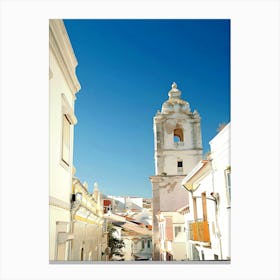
[181, 160, 209, 191]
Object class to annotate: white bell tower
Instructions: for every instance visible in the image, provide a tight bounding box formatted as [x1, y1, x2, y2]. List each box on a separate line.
[150, 82, 203, 260]
[153, 82, 203, 175]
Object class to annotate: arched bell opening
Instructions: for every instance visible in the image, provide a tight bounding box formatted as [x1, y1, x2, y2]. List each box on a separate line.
[173, 128, 184, 143]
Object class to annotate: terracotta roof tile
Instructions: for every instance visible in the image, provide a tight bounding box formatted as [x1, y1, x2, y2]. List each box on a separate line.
[103, 199, 111, 206]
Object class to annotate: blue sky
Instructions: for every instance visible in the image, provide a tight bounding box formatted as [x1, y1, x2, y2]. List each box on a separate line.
[64, 19, 230, 198]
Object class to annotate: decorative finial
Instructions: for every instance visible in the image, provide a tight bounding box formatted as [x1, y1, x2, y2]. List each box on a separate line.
[72, 166, 76, 176]
[193, 110, 200, 118]
[83, 182, 88, 190]
[168, 82, 181, 99]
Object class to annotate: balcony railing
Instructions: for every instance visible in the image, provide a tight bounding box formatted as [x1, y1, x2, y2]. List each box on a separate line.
[189, 220, 210, 243]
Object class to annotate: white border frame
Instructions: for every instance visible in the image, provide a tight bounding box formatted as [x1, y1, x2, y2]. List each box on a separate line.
[0, 0, 279, 279]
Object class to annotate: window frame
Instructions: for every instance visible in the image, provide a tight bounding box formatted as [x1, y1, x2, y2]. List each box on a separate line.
[177, 160, 183, 173]
[174, 225, 182, 238]
[141, 240, 145, 249]
[60, 94, 77, 170]
[61, 114, 71, 166]
[224, 167, 231, 207]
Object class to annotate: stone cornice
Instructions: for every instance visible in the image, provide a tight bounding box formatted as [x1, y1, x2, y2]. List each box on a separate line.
[49, 19, 81, 96]
[73, 179, 98, 207]
[49, 196, 71, 210]
[155, 148, 203, 152]
[74, 214, 104, 226]
[149, 175, 186, 183]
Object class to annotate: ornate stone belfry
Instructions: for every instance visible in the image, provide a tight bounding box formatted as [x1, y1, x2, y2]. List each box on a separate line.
[153, 82, 203, 175]
[150, 82, 203, 260]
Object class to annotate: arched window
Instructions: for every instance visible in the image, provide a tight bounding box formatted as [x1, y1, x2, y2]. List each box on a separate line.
[81, 248, 84, 261]
[174, 128, 184, 142]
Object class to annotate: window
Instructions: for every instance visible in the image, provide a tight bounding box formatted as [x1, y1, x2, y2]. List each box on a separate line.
[61, 94, 77, 168]
[225, 167, 231, 206]
[147, 239, 151, 248]
[62, 114, 71, 165]
[141, 240, 145, 249]
[174, 226, 182, 238]
[177, 160, 183, 173]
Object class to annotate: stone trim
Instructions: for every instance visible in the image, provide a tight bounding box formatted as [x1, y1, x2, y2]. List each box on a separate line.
[74, 215, 103, 225]
[149, 175, 186, 182]
[156, 148, 203, 152]
[49, 19, 81, 96]
[49, 196, 71, 210]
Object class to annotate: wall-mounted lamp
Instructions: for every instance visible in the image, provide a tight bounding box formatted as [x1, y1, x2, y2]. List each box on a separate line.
[210, 192, 220, 203]
[71, 192, 83, 212]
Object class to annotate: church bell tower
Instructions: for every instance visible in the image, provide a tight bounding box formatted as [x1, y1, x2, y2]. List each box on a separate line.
[154, 82, 203, 176]
[150, 82, 203, 260]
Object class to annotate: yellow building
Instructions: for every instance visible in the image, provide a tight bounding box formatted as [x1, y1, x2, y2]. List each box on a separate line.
[49, 19, 81, 261]
[71, 179, 107, 261]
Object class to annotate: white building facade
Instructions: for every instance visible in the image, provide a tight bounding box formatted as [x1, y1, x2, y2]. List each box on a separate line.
[49, 19, 81, 261]
[156, 211, 187, 261]
[71, 180, 106, 261]
[122, 233, 152, 261]
[150, 82, 203, 260]
[104, 196, 153, 261]
[181, 123, 231, 261]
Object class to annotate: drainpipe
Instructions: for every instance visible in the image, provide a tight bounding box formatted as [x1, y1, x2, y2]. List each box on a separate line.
[210, 158, 223, 260]
[84, 210, 92, 261]
[70, 192, 82, 260]
[210, 192, 223, 260]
